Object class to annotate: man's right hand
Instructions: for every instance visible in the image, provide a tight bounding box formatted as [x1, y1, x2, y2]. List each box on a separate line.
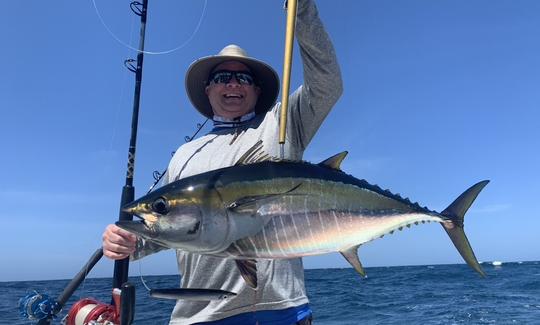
[102, 224, 137, 260]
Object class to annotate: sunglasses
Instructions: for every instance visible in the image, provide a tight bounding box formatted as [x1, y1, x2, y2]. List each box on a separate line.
[208, 70, 255, 86]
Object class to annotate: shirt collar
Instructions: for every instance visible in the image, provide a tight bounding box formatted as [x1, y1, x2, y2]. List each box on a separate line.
[212, 111, 256, 129]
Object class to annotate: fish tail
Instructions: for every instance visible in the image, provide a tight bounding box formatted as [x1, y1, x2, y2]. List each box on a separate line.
[440, 180, 489, 277]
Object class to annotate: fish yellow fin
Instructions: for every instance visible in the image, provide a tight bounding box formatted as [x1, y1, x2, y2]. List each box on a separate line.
[318, 151, 348, 170]
[340, 245, 367, 277]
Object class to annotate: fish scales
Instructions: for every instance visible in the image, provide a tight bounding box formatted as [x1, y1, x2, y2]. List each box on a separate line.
[213, 161, 429, 215]
[226, 209, 443, 259]
[219, 176, 441, 259]
[221, 177, 419, 218]
[163, 167, 441, 257]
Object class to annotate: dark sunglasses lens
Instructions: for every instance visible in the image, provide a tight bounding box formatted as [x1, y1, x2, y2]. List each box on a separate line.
[235, 73, 254, 85]
[211, 72, 233, 84]
[210, 71, 254, 85]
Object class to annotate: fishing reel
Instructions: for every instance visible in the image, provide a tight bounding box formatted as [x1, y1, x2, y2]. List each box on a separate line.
[63, 285, 135, 325]
[18, 291, 120, 325]
[64, 293, 119, 325]
[19, 291, 59, 321]
[18, 283, 135, 325]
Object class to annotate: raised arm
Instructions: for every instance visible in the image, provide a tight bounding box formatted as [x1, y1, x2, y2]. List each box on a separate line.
[286, 0, 343, 151]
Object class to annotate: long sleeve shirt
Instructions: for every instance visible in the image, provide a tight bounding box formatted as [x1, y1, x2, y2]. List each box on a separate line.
[135, 1, 342, 323]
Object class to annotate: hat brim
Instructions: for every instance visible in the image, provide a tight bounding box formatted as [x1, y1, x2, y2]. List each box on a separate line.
[185, 55, 280, 119]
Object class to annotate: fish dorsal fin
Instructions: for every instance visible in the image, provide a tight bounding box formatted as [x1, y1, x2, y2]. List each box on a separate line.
[340, 245, 367, 277]
[235, 140, 274, 165]
[318, 151, 348, 170]
[235, 259, 258, 288]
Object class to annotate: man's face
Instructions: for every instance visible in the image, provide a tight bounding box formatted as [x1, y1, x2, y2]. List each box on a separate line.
[205, 61, 261, 119]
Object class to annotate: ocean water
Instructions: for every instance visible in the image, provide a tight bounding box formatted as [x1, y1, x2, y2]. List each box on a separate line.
[3, 262, 539, 324]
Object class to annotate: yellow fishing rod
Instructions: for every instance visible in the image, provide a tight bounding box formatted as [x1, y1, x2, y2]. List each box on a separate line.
[279, 0, 298, 159]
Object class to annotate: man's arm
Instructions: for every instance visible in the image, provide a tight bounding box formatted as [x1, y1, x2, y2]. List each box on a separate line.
[286, 0, 343, 151]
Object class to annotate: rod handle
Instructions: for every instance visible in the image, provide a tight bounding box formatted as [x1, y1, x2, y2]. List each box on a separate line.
[278, 0, 298, 152]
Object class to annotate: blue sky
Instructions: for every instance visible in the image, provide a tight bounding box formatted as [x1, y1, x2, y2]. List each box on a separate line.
[1, 0, 539, 281]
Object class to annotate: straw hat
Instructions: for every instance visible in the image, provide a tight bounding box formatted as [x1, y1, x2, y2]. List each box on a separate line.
[185, 44, 280, 119]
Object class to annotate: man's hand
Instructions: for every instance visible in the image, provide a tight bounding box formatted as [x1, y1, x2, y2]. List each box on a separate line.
[102, 224, 137, 260]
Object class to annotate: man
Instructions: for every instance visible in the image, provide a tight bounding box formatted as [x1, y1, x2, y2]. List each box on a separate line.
[102, 0, 342, 323]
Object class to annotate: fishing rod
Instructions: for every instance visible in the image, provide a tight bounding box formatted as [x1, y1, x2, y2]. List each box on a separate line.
[112, 0, 148, 292]
[279, 0, 298, 159]
[18, 1, 148, 324]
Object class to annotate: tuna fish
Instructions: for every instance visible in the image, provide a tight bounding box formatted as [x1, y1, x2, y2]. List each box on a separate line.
[118, 142, 488, 288]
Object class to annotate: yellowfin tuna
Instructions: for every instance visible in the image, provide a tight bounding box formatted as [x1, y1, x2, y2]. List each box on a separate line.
[118, 146, 488, 288]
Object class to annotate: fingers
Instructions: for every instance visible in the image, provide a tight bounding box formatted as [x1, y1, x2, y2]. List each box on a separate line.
[102, 224, 138, 260]
[110, 224, 138, 242]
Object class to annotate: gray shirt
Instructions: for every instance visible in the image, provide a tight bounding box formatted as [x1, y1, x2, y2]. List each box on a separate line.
[135, 1, 342, 323]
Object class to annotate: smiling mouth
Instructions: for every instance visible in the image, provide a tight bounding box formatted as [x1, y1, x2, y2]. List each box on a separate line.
[223, 94, 243, 99]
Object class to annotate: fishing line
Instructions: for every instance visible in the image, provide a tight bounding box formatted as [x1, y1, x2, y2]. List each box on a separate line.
[138, 260, 152, 291]
[77, 255, 92, 296]
[146, 118, 209, 194]
[91, 0, 208, 55]
[109, 15, 136, 151]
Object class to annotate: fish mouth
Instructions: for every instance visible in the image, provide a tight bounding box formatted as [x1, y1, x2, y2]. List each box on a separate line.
[121, 201, 158, 224]
[116, 220, 155, 238]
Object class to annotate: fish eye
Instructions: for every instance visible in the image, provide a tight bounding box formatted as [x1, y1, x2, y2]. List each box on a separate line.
[151, 197, 169, 215]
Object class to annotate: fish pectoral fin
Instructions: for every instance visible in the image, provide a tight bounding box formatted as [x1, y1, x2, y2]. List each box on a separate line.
[227, 184, 303, 215]
[340, 246, 367, 277]
[227, 195, 275, 214]
[318, 151, 348, 170]
[235, 259, 258, 288]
